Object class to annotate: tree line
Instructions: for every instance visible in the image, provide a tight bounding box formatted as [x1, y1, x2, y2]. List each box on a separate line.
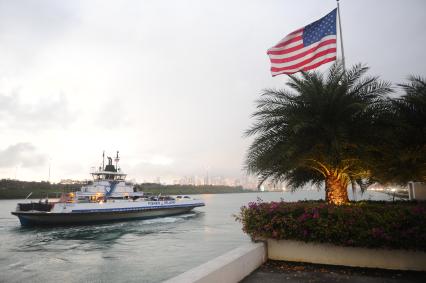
[0, 179, 80, 199]
[0, 179, 248, 199]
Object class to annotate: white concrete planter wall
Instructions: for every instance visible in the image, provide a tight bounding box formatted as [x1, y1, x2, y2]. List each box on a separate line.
[164, 242, 266, 283]
[267, 239, 426, 271]
[408, 182, 426, 200]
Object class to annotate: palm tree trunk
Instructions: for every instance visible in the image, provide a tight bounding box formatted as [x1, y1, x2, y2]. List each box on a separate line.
[351, 180, 357, 201]
[325, 175, 349, 205]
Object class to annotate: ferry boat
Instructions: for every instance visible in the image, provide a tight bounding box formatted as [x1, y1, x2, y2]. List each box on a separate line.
[11, 152, 205, 226]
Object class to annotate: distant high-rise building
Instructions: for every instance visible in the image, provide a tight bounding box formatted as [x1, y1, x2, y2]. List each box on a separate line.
[204, 171, 209, 186]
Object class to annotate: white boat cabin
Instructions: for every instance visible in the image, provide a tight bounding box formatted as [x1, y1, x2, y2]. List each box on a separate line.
[63, 152, 143, 203]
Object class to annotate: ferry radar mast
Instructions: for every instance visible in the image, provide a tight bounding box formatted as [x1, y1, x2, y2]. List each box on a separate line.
[115, 151, 120, 169]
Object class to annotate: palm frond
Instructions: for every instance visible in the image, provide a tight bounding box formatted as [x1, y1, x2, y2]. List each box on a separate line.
[245, 62, 396, 191]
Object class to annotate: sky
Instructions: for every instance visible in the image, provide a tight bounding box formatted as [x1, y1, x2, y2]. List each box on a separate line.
[0, 0, 425, 183]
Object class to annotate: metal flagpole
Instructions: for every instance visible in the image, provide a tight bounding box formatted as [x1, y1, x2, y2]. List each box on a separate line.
[336, 0, 346, 70]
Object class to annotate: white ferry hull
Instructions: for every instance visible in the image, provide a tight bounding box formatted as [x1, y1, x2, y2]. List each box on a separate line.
[12, 205, 202, 226]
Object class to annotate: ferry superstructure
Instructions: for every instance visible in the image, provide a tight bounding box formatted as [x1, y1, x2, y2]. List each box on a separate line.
[11, 152, 205, 226]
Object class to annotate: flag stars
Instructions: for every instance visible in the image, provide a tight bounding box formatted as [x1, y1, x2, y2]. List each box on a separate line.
[303, 9, 337, 46]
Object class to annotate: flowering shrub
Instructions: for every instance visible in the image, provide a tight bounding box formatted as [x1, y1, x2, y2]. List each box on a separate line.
[235, 200, 426, 251]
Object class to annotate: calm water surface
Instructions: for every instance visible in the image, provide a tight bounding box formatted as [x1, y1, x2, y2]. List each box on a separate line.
[0, 190, 390, 283]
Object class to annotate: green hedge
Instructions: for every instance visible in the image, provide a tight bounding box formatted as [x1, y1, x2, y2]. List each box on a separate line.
[236, 200, 426, 251]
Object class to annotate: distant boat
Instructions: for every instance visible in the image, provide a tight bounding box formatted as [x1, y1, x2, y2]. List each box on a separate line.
[11, 151, 205, 226]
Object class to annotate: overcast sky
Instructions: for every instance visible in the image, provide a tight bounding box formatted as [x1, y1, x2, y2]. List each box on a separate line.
[0, 0, 425, 183]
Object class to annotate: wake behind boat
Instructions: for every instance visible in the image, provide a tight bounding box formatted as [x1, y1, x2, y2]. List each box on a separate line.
[11, 152, 205, 226]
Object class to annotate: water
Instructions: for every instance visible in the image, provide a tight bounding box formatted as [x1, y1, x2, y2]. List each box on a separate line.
[0, 190, 391, 283]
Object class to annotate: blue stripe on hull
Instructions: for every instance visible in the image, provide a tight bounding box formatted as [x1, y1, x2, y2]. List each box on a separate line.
[71, 203, 203, 213]
[17, 216, 32, 226]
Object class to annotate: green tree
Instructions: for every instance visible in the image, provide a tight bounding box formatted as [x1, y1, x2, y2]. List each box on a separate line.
[371, 76, 426, 184]
[245, 63, 392, 205]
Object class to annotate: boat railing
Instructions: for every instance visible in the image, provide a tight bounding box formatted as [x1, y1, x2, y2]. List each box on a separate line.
[18, 202, 54, 212]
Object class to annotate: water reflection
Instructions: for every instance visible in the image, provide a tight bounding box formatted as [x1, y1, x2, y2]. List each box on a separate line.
[10, 212, 201, 252]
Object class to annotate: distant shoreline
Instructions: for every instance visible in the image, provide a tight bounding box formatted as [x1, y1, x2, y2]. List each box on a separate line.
[0, 179, 256, 199]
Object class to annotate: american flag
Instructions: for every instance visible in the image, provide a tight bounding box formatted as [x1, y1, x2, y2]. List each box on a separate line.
[267, 9, 337, 76]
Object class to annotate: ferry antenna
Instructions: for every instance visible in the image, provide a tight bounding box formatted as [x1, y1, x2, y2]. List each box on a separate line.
[102, 150, 105, 170]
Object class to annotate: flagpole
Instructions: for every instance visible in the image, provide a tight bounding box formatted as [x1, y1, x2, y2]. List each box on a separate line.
[336, 0, 346, 70]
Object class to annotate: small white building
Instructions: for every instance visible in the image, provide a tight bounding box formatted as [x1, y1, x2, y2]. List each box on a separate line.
[408, 182, 426, 200]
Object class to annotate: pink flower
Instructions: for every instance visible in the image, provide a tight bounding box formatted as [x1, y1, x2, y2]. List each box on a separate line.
[371, 228, 384, 238]
[313, 209, 320, 219]
[248, 202, 258, 209]
[270, 202, 278, 209]
[298, 212, 311, 222]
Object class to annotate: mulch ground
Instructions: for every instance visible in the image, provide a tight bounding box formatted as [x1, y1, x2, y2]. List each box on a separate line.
[241, 260, 426, 283]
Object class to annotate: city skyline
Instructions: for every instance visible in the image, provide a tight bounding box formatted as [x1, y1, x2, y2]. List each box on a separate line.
[59, 173, 260, 190]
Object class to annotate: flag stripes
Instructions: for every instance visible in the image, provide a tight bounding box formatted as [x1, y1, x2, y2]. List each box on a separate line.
[267, 9, 337, 76]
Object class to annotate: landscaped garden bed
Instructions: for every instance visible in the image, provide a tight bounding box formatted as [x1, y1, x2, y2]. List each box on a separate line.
[236, 200, 426, 251]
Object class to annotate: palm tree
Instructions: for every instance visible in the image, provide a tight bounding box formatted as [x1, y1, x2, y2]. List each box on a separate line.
[371, 76, 426, 184]
[245, 63, 392, 205]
